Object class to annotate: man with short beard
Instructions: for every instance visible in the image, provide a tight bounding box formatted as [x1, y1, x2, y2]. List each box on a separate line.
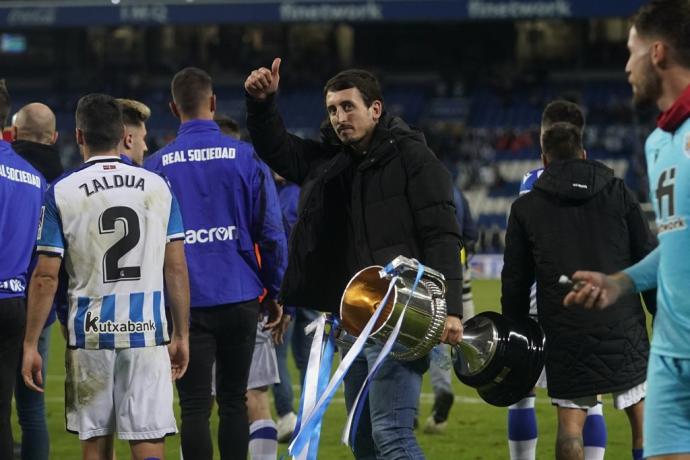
[565, 1, 690, 458]
[145, 68, 287, 460]
[245, 60, 463, 459]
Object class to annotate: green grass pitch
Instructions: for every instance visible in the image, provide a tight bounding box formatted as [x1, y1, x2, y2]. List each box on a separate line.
[12, 280, 641, 459]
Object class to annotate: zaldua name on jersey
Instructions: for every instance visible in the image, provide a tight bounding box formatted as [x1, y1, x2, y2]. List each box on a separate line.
[79, 174, 145, 197]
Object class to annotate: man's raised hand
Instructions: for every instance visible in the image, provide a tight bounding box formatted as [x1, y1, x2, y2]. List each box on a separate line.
[244, 57, 282, 101]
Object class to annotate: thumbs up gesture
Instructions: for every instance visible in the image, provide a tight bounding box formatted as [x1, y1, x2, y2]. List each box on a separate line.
[244, 57, 282, 101]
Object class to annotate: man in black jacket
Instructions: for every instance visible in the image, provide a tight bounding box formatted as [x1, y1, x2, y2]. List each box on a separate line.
[502, 122, 656, 460]
[12, 103, 62, 182]
[245, 59, 463, 459]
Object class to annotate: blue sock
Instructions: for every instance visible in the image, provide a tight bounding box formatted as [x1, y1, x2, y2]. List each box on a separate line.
[508, 394, 537, 460]
[632, 448, 644, 460]
[583, 403, 606, 460]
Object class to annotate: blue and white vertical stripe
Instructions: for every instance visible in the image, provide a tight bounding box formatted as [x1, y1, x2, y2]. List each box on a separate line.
[68, 290, 168, 349]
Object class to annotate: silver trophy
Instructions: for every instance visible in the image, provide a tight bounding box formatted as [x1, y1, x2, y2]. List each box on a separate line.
[338, 256, 546, 406]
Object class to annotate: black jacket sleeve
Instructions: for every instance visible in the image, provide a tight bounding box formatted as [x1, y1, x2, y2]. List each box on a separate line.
[623, 184, 658, 315]
[246, 94, 327, 185]
[403, 145, 464, 317]
[501, 201, 535, 321]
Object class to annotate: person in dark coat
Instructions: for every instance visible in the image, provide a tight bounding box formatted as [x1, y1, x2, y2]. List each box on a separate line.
[501, 122, 656, 460]
[245, 59, 463, 459]
[12, 103, 62, 182]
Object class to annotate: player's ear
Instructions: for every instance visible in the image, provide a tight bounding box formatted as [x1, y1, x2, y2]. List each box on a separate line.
[124, 132, 133, 150]
[582, 148, 587, 160]
[370, 100, 382, 122]
[210, 94, 217, 114]
[541, 152, 548, 168]
[75, 128, 85, 146]
[169, 101, 180, 119]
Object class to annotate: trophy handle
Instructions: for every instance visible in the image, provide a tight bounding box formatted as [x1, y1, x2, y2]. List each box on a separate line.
[451, 317, 499, 375]
[379, 255, 447, 296]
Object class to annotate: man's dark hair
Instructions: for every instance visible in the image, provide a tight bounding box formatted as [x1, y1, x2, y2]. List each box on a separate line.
[171, 67, 213, 116]
[634, 0, 690, 68]
[75, 93, 123, 153]
[323, 69, 384, 108]
[0, 79, 10, 128]
[214, 113, 240, 139]
[542, 100, 585, 130]
[541, 122, 584, 162]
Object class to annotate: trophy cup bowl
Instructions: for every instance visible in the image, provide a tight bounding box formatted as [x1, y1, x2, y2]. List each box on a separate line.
[339, 261, 447, 361]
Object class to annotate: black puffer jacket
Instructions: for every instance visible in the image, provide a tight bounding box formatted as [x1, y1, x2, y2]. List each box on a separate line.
[246, 94, 463, 315]
[502, 159, 657, 399]
[12, 140, 63, 183]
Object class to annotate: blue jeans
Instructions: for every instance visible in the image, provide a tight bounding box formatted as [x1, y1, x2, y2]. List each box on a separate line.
[15, 326, 51, 460]
[343, 343, 426, 460]
[273, 309, 319, 416]
[429, 344, 453, 396]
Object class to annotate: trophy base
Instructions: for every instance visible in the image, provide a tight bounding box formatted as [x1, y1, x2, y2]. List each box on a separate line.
[453, 312, 545, 407]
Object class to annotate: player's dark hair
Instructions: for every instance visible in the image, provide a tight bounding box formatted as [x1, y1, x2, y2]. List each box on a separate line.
[324, 69, 384, 108]
[635, 0, 690, 68]
[542, 100, 585, 130]
[171, 67, 213, 116]
[214, 113, 241, 139]
[541, 122, 584, 162]
[75, 93, 124, 153]
[0, 79, 10, 128]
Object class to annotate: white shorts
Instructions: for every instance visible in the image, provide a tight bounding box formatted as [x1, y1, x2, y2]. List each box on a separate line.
[247, 327, 280, 390]
[552, 381, 646, 410]
[65, 346, 177, 440]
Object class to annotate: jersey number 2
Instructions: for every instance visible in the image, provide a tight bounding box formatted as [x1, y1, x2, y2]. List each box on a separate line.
[99, 206, 141, 283]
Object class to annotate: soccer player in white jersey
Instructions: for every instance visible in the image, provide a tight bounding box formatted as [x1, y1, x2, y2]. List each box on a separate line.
[21, 94, 190, 460]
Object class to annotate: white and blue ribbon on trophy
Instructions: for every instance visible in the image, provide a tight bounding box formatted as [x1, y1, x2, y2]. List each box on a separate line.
[342, 262, 425, 449]
[289, 260, 427, 458]
[289, 271, 399, 459]
[291, 314, 336, 460]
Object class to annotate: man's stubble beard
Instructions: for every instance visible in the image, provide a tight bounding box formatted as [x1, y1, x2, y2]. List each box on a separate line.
[633, 61, 663, 108]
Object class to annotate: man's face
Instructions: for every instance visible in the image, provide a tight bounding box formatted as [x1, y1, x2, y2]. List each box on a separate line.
[325, 87, 381, 148]
[625, 26, 662, 107]
[125, 122, 148, 165]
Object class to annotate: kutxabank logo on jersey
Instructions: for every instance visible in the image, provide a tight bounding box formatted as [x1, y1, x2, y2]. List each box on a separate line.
[84, 311, 155, 334]
[185, 225, 237, 244]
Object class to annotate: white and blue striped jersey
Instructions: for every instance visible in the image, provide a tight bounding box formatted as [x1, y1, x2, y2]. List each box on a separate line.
[37, 156, 184, 349]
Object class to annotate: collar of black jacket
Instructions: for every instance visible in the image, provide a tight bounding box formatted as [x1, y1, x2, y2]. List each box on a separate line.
[533, 158, 614, 201]
[321, 112, 428, 171]
[12, 139, 63, 183]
